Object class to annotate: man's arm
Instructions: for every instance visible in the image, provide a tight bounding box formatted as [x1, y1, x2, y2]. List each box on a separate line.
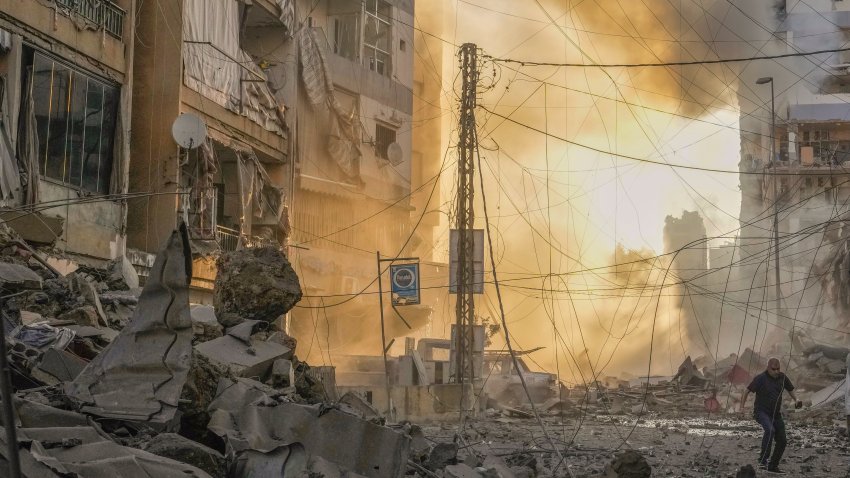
[740, 389, 750, 413]
[785, 376, 802, 408]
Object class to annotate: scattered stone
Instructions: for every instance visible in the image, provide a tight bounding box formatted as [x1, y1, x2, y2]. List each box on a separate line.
[426, 442, 459, 470]
[604, 450, 651, 478]
[735, 464, 756, 478]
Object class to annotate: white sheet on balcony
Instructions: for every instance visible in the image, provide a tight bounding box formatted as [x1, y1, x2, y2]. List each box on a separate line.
[183, 0, 284, 136]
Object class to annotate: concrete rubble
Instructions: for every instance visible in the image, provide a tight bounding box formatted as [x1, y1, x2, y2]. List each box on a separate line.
[1, 218, 850, 477]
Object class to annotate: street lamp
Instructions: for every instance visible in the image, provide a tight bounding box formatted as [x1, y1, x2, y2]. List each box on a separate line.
[755, 76, 783, 326]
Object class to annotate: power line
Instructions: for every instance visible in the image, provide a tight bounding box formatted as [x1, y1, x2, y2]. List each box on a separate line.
[485, 45, 850, 68]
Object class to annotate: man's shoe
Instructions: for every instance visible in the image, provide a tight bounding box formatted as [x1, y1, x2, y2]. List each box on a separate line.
[766, 467, 787, 474]
[758, 463, 767, 470]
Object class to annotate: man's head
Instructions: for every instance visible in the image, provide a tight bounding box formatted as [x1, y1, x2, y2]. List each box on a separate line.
[766, 358, 781, 378]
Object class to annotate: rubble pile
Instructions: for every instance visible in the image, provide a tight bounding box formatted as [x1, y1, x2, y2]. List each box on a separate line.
[0, 222, 420, 477]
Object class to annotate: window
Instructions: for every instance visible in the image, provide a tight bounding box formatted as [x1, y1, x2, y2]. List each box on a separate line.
[333, 15, 358, 61]
[374, 123, 396, 160]
[363, 0, 392, 76]
[25, 49, 118, 194]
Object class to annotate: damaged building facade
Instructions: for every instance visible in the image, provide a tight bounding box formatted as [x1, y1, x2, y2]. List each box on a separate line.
[736, 0, 850, 344]
[0, 0, 134, 262]
[129, 0, 292, 295]
[283, 0, 431, 357]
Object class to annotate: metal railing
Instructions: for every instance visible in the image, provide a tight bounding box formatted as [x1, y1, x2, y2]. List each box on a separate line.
[215, 226, 279, 252]
[53, 0, 126, 39]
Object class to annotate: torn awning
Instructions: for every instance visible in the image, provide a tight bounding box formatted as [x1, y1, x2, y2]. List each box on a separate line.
[183, 0, 285, 135]
[298, 28, 362, 180]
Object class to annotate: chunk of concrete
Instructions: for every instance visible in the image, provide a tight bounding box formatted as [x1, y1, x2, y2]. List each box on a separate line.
[36, 348, 88, 382]
[604, 450, 651, 478]
[426, 442, 458, 470]
[58, 305, 100, 327]
[269, 358, 294, 388]
[141, 433, 226, 478]
[106, 254, 140, 290]
[190, 304, 223, 342]
[194, 335, 291, 379]
[213, 246, 302, 327]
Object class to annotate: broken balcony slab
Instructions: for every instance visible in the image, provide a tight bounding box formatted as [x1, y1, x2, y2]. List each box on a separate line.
[194, 334, 291, 379]
[65, 224, 194, 425]
[207, 377, 411, 478]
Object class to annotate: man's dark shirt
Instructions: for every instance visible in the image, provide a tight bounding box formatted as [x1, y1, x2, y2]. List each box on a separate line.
[747, 371, 795, 417]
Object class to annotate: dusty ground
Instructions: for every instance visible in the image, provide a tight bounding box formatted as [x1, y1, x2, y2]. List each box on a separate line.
[419, 410, 850, 477]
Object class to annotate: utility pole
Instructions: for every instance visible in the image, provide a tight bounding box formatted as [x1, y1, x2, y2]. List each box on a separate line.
[756, 77, 783, 326]
[454, 43, 478, 386]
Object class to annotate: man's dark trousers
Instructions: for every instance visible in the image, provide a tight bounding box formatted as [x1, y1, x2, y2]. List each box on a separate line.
[755, 410, 787, 467]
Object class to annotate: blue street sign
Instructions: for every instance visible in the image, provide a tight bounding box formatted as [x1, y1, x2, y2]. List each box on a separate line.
[390, 263, 420, 305]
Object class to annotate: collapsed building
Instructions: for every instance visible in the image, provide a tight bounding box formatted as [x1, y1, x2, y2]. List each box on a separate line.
[734, 0, 850, 346]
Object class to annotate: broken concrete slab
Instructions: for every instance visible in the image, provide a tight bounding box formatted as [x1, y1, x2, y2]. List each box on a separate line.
[213, 246, 302, 327]
[66, 223, 194, 426]
[194, 334, 291, 380]
[207, 377, 410, 477]
[482, 455, 516, 478]
[14, 399, 89, 428]
[0, 261, 42, 290]
[229, 443, 307, 477]
[140, 433, 226, 478]
[35, 348, 88, 383]
[338, 391, 382, 420]
[189, 304, 223, 342]
[0, 426, 212, 477]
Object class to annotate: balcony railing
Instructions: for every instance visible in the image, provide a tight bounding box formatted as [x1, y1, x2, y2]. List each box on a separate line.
[215, 226, 279, 252]
[53, 0, 126, 39]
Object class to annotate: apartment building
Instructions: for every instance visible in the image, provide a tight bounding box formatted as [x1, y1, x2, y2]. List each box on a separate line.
[736, 0, 850, 335]
[129, 0, 293, 293]
[0, 0, 134, 262]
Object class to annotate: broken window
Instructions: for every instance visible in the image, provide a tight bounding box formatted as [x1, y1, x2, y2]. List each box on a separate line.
[23, 48, 118, 194]
[333, 15, 359, 61]
[330, 0, 393, 77]
[363, 0, 391, 76]
[375, 123, 396, 160]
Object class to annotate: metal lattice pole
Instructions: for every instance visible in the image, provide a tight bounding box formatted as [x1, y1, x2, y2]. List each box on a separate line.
[454, 44, 478, 386]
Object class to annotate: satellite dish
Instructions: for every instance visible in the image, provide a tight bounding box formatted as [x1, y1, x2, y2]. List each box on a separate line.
[171, 113, 207, 149]
[386, 142, 403, 166]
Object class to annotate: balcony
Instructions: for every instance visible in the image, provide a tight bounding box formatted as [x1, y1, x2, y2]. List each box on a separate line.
[215, 226, 279, 252]
[53, 0, 126, 39]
